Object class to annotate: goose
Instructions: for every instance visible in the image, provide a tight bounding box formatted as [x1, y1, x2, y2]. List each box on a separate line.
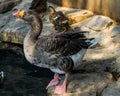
[29, 0, 47, 13]
[29, 0, 47, 18]
[13, 10, 98, 94]
[48, 6, 71, 32]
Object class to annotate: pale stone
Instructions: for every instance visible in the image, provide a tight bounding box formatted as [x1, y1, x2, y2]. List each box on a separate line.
[116, 57, 120, 72]
[72, 15, 113, 31]
[66, 10, 94, 24]
[110, 25, 120, 37]
[102, 82, 120, 96]
[109, 25, 120, 43]
[0, 0, 33, 44]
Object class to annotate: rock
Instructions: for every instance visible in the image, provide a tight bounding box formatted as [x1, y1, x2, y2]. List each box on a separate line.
[110, 25, 120, 43]
[0, 19, 54, 44]
[0, 0, 33, 44]
[66, 10, 94, 24]
[115, 48, 120, 57]
[13, 0, 32, 10]
[110, 25, 120, 37]
[0, 0, 21, 13]
[0, 41, 23, 56]
[0, 18, 29, 44]
[102, 81, 120, 96]
[81, 48, 116, 72]
[0, 0, 8, 3]
[47, 72, 112, 96]
[109, 25, 120, 58]
[72, 15, 113, 31]
[116, 57, 120, 72]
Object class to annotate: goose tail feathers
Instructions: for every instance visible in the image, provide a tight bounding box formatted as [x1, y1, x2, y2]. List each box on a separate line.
[87, 38, 99, 48]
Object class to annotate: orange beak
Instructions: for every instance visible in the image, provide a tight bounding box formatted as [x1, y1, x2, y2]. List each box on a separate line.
[13, 10, 24, 18]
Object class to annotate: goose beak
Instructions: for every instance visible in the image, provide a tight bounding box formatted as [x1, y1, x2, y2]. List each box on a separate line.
[13, 10, 24, 18]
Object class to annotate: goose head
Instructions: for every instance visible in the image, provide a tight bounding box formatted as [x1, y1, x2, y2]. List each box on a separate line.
[13, 10, 41, 23]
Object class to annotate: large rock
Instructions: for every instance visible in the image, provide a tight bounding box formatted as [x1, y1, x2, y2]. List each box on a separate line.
[109, 25, 120, 72]
[0, 0, 33, 44]
[72, 15, 113, 31]
[102, 80, 120, 96]
[66, 10, 94, 24]
[116, 57, 120, 72]
[0, 0, 21, 13]
[47, 73, 112, 96]
[110, 25, 120, 43]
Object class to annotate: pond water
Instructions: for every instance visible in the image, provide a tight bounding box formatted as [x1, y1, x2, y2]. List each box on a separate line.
[0, 50, 53, 96]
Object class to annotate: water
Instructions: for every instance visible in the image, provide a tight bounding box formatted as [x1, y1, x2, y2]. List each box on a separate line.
[0, 50, 53, 96]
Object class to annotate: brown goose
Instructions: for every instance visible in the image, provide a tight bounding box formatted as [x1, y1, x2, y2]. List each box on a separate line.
[29, 0, 47, 18]
[48, 6, 71, 32]
[13, 10, 98, 94]
[29, 0, 47, 13]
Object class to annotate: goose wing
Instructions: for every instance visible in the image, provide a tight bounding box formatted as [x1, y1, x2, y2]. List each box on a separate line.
[37, 32, 94, 56]
[55, 31, 88, 39]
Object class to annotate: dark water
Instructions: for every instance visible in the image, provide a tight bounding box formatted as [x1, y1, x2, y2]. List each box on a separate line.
[0, 50, 53, 96]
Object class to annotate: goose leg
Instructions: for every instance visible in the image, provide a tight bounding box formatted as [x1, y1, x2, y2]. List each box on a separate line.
[54, 73, 69, 94]
[46, 73, 60, 89]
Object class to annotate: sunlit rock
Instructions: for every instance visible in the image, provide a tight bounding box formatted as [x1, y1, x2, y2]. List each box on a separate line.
[74, 15, 113, 31]
[116, 57, 120, 72]
[110, 25, 120, 43]
[66, 10, 94, 24]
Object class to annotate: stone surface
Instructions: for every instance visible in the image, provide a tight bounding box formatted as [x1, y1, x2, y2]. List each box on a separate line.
[72, 15, 114, 31]
[110, 25, 120, 43]
[0, 0, 21, 13]
[47, 73, 112, 96]
[116, 57, 120, 72]
[110, 25, 120, 37]
[102, 81, 120, 96]
[66, 10, 94, 24]
[0, 0, 32, 44]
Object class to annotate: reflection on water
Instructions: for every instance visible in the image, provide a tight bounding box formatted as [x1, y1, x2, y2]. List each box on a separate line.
[0, 71, 6, 88]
